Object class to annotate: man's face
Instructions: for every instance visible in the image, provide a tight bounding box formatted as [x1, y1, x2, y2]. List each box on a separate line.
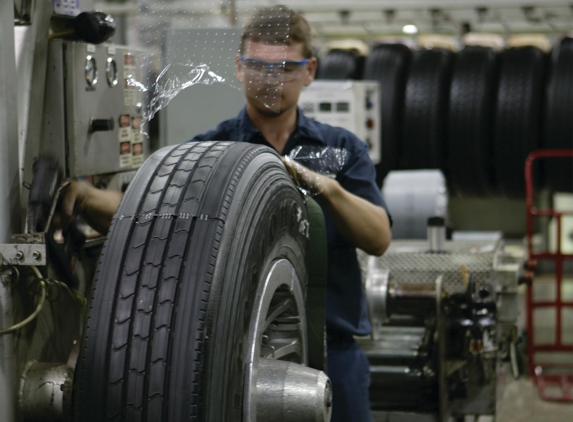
[236, 41, 317, 116]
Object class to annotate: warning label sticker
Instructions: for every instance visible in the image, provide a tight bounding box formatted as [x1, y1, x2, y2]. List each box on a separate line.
[131, 115, 145, 167]
[124, 54, 136, 106]
[119, 114, 132, 168]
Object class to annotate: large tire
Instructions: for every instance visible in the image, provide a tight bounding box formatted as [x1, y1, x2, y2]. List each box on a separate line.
[401, 48, 454, 170]
[543, 37, 573, 192]
[446, 46, 498, 197]
[73, 142, 311, 421]
[493, 47, 547, 198]
[364, 43, 412, 185]
[316, 49, 363, 80]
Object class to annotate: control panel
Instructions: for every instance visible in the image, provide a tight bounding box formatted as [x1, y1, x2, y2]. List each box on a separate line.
[43, 40, 147, 177]
[298, 81, 381, 164]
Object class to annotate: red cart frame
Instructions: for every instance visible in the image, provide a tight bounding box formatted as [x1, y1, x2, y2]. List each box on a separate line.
[525, 149, 573, 402]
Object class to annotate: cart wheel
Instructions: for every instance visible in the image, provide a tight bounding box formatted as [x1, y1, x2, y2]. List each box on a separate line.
[73, 142, 328, 421]
[401, 48, 454, 170]
[364, 43, 412, 185]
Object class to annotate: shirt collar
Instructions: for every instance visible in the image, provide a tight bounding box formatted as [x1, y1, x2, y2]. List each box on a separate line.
[236, 106, 326, 145]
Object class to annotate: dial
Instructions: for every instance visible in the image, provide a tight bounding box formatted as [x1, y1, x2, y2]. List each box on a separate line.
[106, 57, 118, 87]
[85, 55, 98, 86]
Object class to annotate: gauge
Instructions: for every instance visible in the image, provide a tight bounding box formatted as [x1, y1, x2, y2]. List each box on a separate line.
[106, 57, 118, 87]
[85, 55, 98, 86]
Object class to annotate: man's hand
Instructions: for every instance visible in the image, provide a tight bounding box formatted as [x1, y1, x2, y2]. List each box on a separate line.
[56, 180, 123, 235]
[281, 156, 326, 196]
[281, 158, 391, 256]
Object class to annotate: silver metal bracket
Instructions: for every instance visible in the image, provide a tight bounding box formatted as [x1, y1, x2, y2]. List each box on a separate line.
[0, 233, 47, 266]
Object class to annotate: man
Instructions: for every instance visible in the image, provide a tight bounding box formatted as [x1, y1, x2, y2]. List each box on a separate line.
[61, 6, 391, 421]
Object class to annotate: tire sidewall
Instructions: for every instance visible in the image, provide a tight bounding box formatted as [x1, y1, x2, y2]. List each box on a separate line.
[202, 153, 309, 421]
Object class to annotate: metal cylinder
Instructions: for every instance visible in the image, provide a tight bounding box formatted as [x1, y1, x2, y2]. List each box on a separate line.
[427, 216, 446, 252]
[256, 358, 332, 422]
[19, 361, 72, 422]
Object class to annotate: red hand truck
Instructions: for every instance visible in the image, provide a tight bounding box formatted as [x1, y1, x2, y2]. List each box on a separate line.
[525, 149, 573, 402]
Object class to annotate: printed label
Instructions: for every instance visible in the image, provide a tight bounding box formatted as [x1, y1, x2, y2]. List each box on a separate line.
[119, 141, 132, 168]
[124, 53, 136, 106]
[131, 115, 145, 167]
[118, 113, 133, 168]
[53, 0, 81, 17]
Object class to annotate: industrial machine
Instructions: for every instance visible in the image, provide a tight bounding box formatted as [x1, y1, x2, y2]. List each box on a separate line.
[298, 80, 381, 165]
[1, 2, 331, 421]
[2, 1, 568, 422]
[359, 219, 525, 421]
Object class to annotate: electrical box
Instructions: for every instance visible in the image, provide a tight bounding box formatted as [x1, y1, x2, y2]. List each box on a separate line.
[43, 40, 148, 177]
[298, 80, 381, 164]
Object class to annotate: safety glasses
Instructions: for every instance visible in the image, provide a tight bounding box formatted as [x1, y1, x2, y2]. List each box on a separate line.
[239, 56, 310, 81]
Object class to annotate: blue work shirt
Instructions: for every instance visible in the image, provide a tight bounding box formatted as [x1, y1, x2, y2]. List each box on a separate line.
[191, 107, 391, 338]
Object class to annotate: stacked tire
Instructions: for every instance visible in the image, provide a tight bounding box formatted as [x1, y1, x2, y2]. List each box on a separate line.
[355, 37, 572, 197]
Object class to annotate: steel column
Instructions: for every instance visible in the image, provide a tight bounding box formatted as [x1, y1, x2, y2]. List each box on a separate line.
[0, 2, 21, 422]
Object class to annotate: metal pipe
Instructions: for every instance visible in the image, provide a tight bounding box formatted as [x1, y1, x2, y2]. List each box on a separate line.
[427, 216, 446, 252]
[255, 358, 332, 422]
[0, 3, 20, 421]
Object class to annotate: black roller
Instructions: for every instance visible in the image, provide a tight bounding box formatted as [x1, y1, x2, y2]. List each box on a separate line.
[316, 49, 363, 80]
[493, 46, 547, 198]
[543, 37, 573, 192]
[364, 43, 412, 186]
[401, 48, 454, 170]
[446, 46, 499, 197]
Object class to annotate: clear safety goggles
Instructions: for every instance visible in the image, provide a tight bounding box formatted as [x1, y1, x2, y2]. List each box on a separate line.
[240, 56, 310, 82]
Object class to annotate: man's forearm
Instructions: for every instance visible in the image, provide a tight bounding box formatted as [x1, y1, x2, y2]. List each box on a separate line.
[80, 185, 123, 235]
[319, 176, 391, 256]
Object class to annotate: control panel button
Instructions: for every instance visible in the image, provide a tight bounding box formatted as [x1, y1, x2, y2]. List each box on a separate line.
[90, 118, 114, 132]
[106, 57, 118, 87]
[85, 55, 98, 86]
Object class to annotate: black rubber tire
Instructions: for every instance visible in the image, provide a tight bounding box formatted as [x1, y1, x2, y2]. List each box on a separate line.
[304, 196, 327, 372]
[543, 37, 573, 192]
[493, 47, 547, 198]
[401, 48, 454, 170]
[316, 49, 363, 80]
[446, 46, 499, 197]
[73, 141, 310, 421]
[364, 43, 412, 186]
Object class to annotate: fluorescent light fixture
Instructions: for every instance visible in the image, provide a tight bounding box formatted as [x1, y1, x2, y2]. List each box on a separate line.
[402, 24, 418, 34]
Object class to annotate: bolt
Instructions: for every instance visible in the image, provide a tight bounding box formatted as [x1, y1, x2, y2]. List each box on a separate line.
[33, 251, 41, 261]
[15, 251, 24, 260]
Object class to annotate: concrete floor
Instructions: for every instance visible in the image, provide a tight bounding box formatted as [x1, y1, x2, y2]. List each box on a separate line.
[498, 273, 573, 422]
[496, 377, 573, 422]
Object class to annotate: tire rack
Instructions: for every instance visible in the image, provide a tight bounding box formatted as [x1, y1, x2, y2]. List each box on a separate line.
[525, 149, 573, 402]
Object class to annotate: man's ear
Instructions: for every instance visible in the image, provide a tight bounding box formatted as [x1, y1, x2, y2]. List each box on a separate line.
[303, 57, 317, 87]
[235, 54, 244, 83]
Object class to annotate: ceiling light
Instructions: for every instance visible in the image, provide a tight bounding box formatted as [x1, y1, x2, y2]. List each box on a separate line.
[403, 24, 418, 34]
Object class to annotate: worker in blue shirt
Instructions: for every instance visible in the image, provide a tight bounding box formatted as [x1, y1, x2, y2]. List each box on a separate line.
[60, 5, 392, 421]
